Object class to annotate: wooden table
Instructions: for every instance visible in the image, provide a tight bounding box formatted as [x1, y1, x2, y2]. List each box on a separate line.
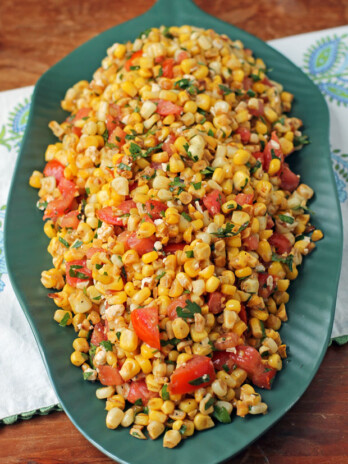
[1, 0, 348, 462]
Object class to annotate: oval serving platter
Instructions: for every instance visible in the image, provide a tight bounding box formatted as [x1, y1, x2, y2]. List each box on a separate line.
[5, 0, 343, 462]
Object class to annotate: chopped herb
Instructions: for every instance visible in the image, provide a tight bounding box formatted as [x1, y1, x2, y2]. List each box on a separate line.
[222, 363, 229, 373]
[85, 187, 91, 195]
[250, 160, 262, 174]
[207, 129, 214, 136]
[278, 214, 294, 224]
[89, 344, 97, 365]
[169, 176, 184, 192]
[295, 234, 305, 242]
[165, 360, 176, 365]
[118, 162, 131, 171]
[116, 331, 121, 340]
[205, 397, 215, 410]
[200, 166, 215, 177]
[71, 240, 83, 249]
[211, 221, 250, 238]
[192, 181, 202, 190]
[160, 338, 181, 347]
[176, 300, 201, 319]
[188, 374, 210, 386]
[130, 65, 140, 70]
[271, 253, 294, 271]
[139, 28, 152, 38]
[247, 89, 256, 97]
[260, 140, 265, 151]
[95, 263, 103, 270]
[145, 142, 163, 157]
[102, 128, 109, 143]
[213, 405, 231, 423]
[58, 236, 70, 248]
[185, 250, 194, 258]
[158, 66, 163, 77]
[294, 134, 310, 147]
[134, 398, 143, 406]
[93, 295, 102, 301]
[271, 148, 279, 160]
[155, 271, 166, 280]
[161, 384, 170, 401]
[181, 212, 192, 222]
[81, 116, 89, 120]
[69, 267, 90, 279]
[250, 72, 261, 82]
[125, 134, 136, 141]
[142, 173, 156, 181]
[183, 289, 190, 294]
[38, 200, 48, 209]
[59, 312, 70, 327]
[219, 84, 233, 95]
[183, 143, 198, 162]
[83, 371, 93, 380]
[179, 424, 187, 435]
[275, 116, 285, 125]
[143, 406, 149, 414]
[163, 26, 174, 38]
[174, 78, 192, 90]
[129, 142, 143, 160]
[292, 205, 315, 215]
[100, 340, 113, 351]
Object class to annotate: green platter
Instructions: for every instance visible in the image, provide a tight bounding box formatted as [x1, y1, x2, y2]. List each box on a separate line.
[4, 0, 343, 462]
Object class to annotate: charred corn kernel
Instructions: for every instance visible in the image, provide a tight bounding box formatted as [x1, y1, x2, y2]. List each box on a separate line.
[312, 229, 323, 241]
[142, 251, 158, 264]
[161, 401, 175, 415]
[221, 284, 236, 296]
[196, 94, 211, 111]
[249, 318, 264, 339]
[172, 317, 190, 339]
[268, 353, 282, 370]
[147, 421, 165, 440]
[225, 299, 241, 312]
[137, 222, 156, 238]
[205, 276, 220, 293]
[234, 149, 250, 165]
[268, 261, 286, 278]
[134, 355, 152, 374]
[148, 410, 167, 423]
[29, 170, 43, 188]
[194, 413, 215, 431]
[106, 407, 124, 429]
[119, 358, 141, 381]
[235, 267, 252, 278]
[163, 430, 182, 448]
[141, 343, 156, 359]
[199, 265, 215, 279]
[135, 413, 149, 426]
[132, 287, 151, 305]
[179, 398, 198, 413]
[184, 100, 197, 113]
[268, 158, 281, 176]
[72, 337, 89, 352]
[233, 320, 248, 336]
[54, 309, 72, 325]
[120, 329, 139, 352]
[71, 351, 87, 366]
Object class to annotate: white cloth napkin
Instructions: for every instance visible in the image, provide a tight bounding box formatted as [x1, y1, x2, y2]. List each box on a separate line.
[1, 25, 347, 422]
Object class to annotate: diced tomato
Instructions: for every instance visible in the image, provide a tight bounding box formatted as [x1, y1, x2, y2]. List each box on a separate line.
[162, 133, 176, 155]
[106, 114, 118, 135]
[161, 58, 175, 78]
[239, 303, 248, 324]
[98, 365, 123, 386]
[131, 306, 160, 350]
[177, 51, 189, 63]
[72, 126, 82, 137]
[230, 346, 276, 389]
[129, 181, 138, 192]
[156, 100, 183, 116]
[168, 296, 189, 320]
[119, 200, 137, 213]
[61, 210, 80, 229]
[116, 230, 130, 249]
[253, 151, 264, 166]
[263, 131, 283, 172]
[169, 356, 215, 395]
[127, 380, 158, 405]
[151, 162, 163, 170]
[236, 127, 251, 143]
[279, 163, 299, 192]
[108, 126, 126, 147]
[125, 50, 143, 72]
[65, 259, 92, 287]
[43, 178, 76, 220]
[243, 77, 253, 90]
[127, 233, 155, 256]
[269, 232, 292, 254]
[235, 193, 254, 206]
[262, 76, 274, 87]
[243, 234, 259, 251]
[203, 190, 226, 215]
[145, 200, 166, 219]
[212, 351, 236, 372]
[249, 101, 264, 117]
[86, 247, 105, 258]
[43, 160, 65, 182]
[266, 215, 275, 229]
[258, 273, 276, 299]
[71, 107, 92, 123]
[97, 206, 124, 226]
[252, 363, 277, 389]
[163, 242, 186, 254]
[90, 322, 107, 346]
[208, 292, 223, 314]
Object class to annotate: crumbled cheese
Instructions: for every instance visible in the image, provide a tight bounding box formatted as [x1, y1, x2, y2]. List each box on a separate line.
[141, 277, 154, 289]
[154, 219, 164, 226]
[266, 275, 274, 288]
[255, 264, 266, 272]
[270, 139, 280, 150]
[154, 241, 163, 251]
[93, 350, 106, 366]
[97, 222, 113, 241]
[84, 368, 97, 381]
[105, 304, 125, 321]
[195, 201, 203, 213]
[226, 347, 237, 353]
[161, 163, 168, 171]
[76, 280, 89, 290]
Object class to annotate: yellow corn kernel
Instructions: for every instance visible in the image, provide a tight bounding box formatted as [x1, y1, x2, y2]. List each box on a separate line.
[199, 265, 215, 280]
[148, 410, 167, 424]
[120, 329, 139, 352]
[132, 287, 151, 305]
[169, 156, 185, 173]
[312, 229, 323, 242]
[141, 343, 156, 359]
[255, 120, 268, 135]
[141, 250, 158, 264]
[279, 137, 294, 156]
[121, 81, 137, 97]
[225, 299, 241, 312]
[194, 413, 214, 431]
[184, 100, 197, 113]
[235, 267, 252, 278]
[212, 167, 225, 184]
[54, 309, 72, 325]
[277, 279, 290, 292]
[249, 318, 264, 339]
[124, 282, 136, 297]
[179, 398, 198, 413]
[172, 318, 190, 339]
[174, 136, 188, 155]
[176, 353, 193, 366]
[205, 276, 220, 293]
[257, 240, 272, 262]
[134, 355, 152, 374]
[196, 94, 211, 111]
[147, 397, 164, 411]
[233, 320, 248, 336]
[72, 337, 89, 353]
[29, 170, 43, 188]
[43, 220, 56, 238]
[281, 91, 293, 103]
[119, 358, 141, 381]
[222, 200, 238, 214]
[268, 353, 282, 370]
[268, 158, 281, 176]
[134, 413, 149, 427]
[191, 219, 204, 231]
[147, 420, 165, 440]
[190, 327, 208, 342]
[70, 351, 87, 366]
[161, 400, 175, 415]
[163, 429, 182, 448]
[184, 259, 200, 278]
[234, 149, 250, 165]
[264, 106, 278, 123]
[220, 284, 236, 296]
[268, 261, 286, 278]
[137, 221, 156, 238]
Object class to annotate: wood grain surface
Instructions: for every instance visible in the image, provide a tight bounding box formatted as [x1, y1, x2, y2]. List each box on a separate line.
[1, 1, 348, 463]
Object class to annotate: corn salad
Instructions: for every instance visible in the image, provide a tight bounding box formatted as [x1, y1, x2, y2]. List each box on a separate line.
[29, 25, 323, 448]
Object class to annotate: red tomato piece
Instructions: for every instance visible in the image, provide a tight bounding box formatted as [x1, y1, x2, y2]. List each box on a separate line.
[145, 200, 166, 219]
[43, 178, 76, 220]
[127, 380, 158, 405]
[262, 76, 274, 87]
[203, 190, 226, 216]
[98, 365, 123, 386]
[249, 101, 264, 117]
[161, 58, 175, 78]
[263, 131, 283, 172]
[131, 306, 160, 350]
[156, 100, 183, 116]
[258, 273, 276, 299]
[236, 127, 251, 143]
[162, 133, 176, 155]
[230, 346, 276, 389]
[243, 234, 259, 251]
[177, 51, 189, 63]
[127, 233, 155, 256]
[116, 230, 130, 250]
[235, 193, 254, 206]
[119, 200, 137, 213]
[86, 247, 105, 259]
[65, 259, 92, 287]
[72, 126, 82, 137]
[212, 351, 236, 372]
[208, 292, 223, 314]
[252, 363, 277, 389]
[125, 50, 143, 72]
[169, 356, 215, 395]
[163, 242, 186, 254]
[106, 114, 118, 135]
[266, 215, 275, 229]
[167, 296, 189, 320]
[97, 201, 135, 226]
[239, 304, 248, 324]
[269, 232, 292, 254]
[90, 322, 107, 346]
[243, 77, 253, 90]
[61, 210, 80, 229]
[72, 107, 92, 123]
[108, 126, 126, 147]
[279, 163, 299, 192]
[43, 160, 65, 182]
